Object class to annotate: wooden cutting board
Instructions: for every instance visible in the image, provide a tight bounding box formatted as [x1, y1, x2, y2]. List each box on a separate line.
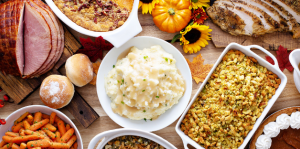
[206, 19, 300, 51]
[0, 0, 99, 128]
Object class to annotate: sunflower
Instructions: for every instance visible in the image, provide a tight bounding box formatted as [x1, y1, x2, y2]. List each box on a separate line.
[180, 23, 212, 54]
[139, 0, 159, 14]
[189, 0, 210, 9]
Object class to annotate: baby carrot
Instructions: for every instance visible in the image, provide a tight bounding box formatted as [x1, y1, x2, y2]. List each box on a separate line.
[49, 142, 69, 148]
[2, 135, 13, 143]
[23, 130, 44, 139]
[43, 124, 56, 132]
[50, 112, 56, 125]
[0, 141, 5, 147]
[57, 120, 66, 136]
[27, 139, 50, 148]
[33, 112, 42, 124]
[14, 112, 29, 125]
[23, 120, 30, 130]
[65, 124, 70, 131]
[71, 142, 78, 149]
[30, 119, 49, 131]
[66, 135, 77, 148]
[1, 143, 19, 149]
[19, 128, 25, 136]
[5, 132, 19, 137]
[19, 143, 26, 149]
[55, 131, 60, 142]
[12, 135, 43, 144]
[41, 114, 50, 120]
[60, 128, 74, 143]
[11, 122, 24, 133]
[27, 115, 33, 125]
[43, 129, 56, 140]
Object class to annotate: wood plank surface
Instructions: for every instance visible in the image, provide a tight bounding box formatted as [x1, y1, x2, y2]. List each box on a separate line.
[1, 9, 300, 149]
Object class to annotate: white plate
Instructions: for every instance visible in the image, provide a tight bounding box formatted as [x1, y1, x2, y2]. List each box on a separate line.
[96, 36, 192, 132]
[45, 0, 142, 48]
[289, 49, 300, 93]
[175, 43, 287, 149]
[0, 105, 83, 149]
[88, 128, 176, 149]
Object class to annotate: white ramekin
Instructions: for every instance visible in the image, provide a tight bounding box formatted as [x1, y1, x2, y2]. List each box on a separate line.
[0, 105, 83, 149]
[88, 128, 176, 149]
[289, 49, 300, 93]
[175, 43, 287, 149]
[45, 0, 142, 48]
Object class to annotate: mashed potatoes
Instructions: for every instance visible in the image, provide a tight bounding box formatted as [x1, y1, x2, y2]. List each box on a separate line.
[104, 45, 185, 120]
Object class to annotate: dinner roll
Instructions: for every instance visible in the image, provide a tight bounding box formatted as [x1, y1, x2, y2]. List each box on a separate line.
[65, 54, 93, 87]
[40, 75, 74, 109]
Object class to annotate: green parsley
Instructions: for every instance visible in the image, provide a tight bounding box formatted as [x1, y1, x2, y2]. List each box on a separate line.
[156, 96, 159, 98]
[121, 101, 124, 104]
[31, 145, 34, 147]
[143, 110, 146, 113]
[142, 90, 145, 92]
[144, 118, 147, 122]
[165, 104, 167, 106]
[165, 58, 168, 62]
[123, 94, 125, 96]
[150, 118, 152, 121]
[144, 56, 148, 59]
[118, 80, 120, 83]
[143, 79, 146, 81]
[113, 65, 115, 68]
[122, 79, 124, 83]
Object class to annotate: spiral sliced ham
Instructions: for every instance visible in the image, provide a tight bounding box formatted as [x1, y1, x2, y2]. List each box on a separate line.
[0, 0, 64, 78]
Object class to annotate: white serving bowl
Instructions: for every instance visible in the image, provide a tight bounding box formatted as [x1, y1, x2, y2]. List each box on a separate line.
[45, 0, 142, 48]
[289, 49, 300, 93]
[0, 105, 83, 149]
[96, 36, 192, 132]
[175, 43, 287, 149]
[88, 128, 176, 149]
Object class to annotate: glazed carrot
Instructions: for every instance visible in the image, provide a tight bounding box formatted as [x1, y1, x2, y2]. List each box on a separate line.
[60, 128, 74, 143]
[30, 147, 41, 149]
[33, 112, 42, 124]
[50, 112, 56, 125]
[27, 139, 50, 148]
[14, 112, 29, 125]
[55, 131, 60, 142]
[12, 135, 43, 144]
[11, 122, 24, 133]
[23, 120, 30, 130]
[71, 142, 77, 149]
[0, 143, 19, 149]
[57, 120, 66, 136]
[5, 132, 19, 137]
[65, 124, 70, 131]
[23, 130, 43, 139]
[30, 119, 49, 131]
[41, 114, 50, 120]
[66, 135, 77, 147]
[19, 129, 25, 136]
[2, 135, 13, 143]
[43, 124, 56, 132]
[27, 115, 33, 125]
[43, 129, 56, 140]
[49, 142, 69, 148]
[0, 141, 6, 147]
[19, 143, 26, 149]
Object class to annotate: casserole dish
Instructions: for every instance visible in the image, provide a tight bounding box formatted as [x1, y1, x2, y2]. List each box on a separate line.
[45, 0, 142, 48]
[175, 43, 287, 149]
[0, 105, 83, 149]
[88, 128, 176, 149]
[289, 49, 300, 93]
[96, 36, 192, 132]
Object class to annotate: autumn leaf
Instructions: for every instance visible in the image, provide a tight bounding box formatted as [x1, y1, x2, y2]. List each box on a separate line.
[191, 7, 209, 25]
[186, 54, 213, 84]
[77, 36, 113, 62]
[266, 45, 293, 72]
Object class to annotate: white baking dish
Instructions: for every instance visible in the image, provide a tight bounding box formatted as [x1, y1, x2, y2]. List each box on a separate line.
[0, 105, 83, 149]
[88, 128, 176, 149]
[45, 0, 142, 48]
[289, 49, 300, 93]
[175, 43, 287, 149]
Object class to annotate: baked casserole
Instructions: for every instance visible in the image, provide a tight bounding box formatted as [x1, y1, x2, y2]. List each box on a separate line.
[180, 50, 281, 149]
[53, 0, 133, 31]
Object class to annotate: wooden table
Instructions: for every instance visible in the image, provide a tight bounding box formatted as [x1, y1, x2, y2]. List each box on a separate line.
[1, 10, 300, 149]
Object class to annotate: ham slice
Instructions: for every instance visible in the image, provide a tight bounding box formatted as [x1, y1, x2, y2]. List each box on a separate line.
[23, 2, 51, 76]
[0, 1, 24, 76]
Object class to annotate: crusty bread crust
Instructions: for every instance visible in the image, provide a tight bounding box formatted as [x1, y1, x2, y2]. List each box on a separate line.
[249, 107, 300, 149]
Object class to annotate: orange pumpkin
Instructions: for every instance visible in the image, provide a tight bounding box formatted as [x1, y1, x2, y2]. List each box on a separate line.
[152, 0, 191, 33]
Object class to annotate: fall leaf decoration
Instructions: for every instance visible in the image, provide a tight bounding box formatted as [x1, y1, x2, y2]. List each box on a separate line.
[266, 45, 293, 72]
[191, 7, 209, 24]
[186, 53, 213, 84]
[89, 61, 101, 85]
[77, 36, 113, 62]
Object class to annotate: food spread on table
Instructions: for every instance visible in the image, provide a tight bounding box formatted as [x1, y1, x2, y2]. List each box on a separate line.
[207, 0, 300, 38]
[53, 0, 133, 31]
[103, 135, 165, 149]
[180, 50, 281, 148]
[104, 45, 185, 120]
[0, 111, 77, 149]
[0, 0, 64, 78]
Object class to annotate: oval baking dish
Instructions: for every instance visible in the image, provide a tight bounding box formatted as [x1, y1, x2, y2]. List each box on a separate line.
[289, 49, 300, 93]
[45, 0, 142, 48]
[88, 128, 176, 149]
[175, 43, 287, 149]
